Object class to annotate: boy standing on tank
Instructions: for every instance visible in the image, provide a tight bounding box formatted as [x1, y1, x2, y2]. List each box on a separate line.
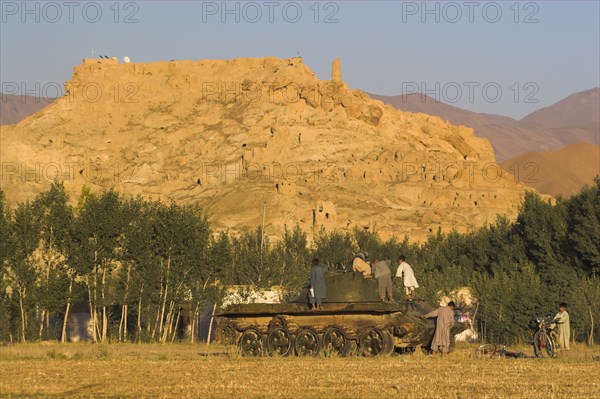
[309, 259, 327, 310]
[395, 255, 419, 300]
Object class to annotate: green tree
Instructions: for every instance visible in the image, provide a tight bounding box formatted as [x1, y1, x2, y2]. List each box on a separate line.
[30, 181, 75, 341]
[70, 189, 128, 342]
[516, 192, 570, 286]
[231, 227, 270, 288]
[472, 261, 545, 344]
[5, 201, 39, 342]
[565, 178, 600, 275]
[311, 229, 354, 270]
[271, 224, 311, 297]
[0, 191, 16, 341]
[149, 201, 210, 343]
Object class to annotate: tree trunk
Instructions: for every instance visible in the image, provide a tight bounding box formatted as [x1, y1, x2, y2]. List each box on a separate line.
[146, 304, 152, 336]
[93, 253, 99, 342]
[101, 268, 107, 343]
[159, 257, 171, 338]
[122, 265, 131, 342]
[86, 276, 97, 342]
[124, 304, 128, 342]
[39, 308, 46, 341]
[190, 317, 195, 344]
[195, 306, 201, 343]
[61, 300, 71, 343]
[137, 284, 144, 343]
[190, 304, 199, 344]
[151, 264, 164, 340]
[45, 310, 50, 340]
[137, 299, 142, 343]
[95, 309, 102, 341]
[161, 300, 175, 343]
[206, 304, 217, 346]
[588, 307, 594, 346]
[19, 288, 26, 343]
[170, 307, 181, 343]
[151, 302, 160, 340]
[102, 308, 107, 343]
[118, 305, 125, 342]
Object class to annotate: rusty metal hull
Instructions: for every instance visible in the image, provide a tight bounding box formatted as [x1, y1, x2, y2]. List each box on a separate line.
[215, 271, 465, 357]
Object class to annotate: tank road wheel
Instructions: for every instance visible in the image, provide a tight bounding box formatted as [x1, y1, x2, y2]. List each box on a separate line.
[323, 327, 351, 357]
[358, 327, 386, 357]
[266, 327, 293, 357]
[382, 331, 395, 355]
[294, 328, 321, 357]
[216, 324, 238, 346]
[239, 329, 264, 357]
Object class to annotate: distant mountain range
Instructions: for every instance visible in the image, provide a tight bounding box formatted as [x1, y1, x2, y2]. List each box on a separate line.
[371, 87, 599, 162]
[0, 94, 55, 125]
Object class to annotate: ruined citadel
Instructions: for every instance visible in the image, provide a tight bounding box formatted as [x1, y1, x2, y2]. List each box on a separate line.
[1, 56, 532, 241]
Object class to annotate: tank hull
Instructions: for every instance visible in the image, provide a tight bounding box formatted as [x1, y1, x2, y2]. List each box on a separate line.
[215, 271, 466, 356]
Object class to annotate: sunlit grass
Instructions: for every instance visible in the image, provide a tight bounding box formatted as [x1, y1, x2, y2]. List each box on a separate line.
[1, 342, 598, 398]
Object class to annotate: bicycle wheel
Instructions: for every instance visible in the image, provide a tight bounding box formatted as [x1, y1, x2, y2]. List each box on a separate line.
[474, 344, 498, 359]
[533, 331, 555, 358]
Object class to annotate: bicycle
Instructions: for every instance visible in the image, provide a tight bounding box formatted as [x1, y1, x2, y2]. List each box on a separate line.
[532, 316, 558, 358]
[474, 344, 527, 359]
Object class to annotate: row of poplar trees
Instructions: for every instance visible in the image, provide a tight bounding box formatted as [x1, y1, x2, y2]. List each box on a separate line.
[1, 179, 599, 345]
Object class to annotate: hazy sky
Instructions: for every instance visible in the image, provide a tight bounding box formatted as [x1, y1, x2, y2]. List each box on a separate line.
[1, 1, 599, 119]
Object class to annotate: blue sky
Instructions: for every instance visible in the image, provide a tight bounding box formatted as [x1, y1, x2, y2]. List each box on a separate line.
[1, 1, 599, 119]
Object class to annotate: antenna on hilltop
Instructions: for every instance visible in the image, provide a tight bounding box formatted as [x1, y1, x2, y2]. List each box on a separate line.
[91, 48, 95, 57]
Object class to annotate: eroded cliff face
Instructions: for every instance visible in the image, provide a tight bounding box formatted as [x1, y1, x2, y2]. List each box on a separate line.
[0, 56, 530, 241]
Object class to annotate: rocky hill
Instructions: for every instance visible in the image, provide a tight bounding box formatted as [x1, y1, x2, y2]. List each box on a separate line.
[500, 142, 600, 197]
[0, 57, 531, 241]
[372, 88, 599, 162]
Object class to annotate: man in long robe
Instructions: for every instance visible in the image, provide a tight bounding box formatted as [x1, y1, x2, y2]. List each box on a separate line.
[553, 302, 570, 351]
[421, 302, 456, 354]
[395, 256, 419, 299]
[309, 259, 327, 310]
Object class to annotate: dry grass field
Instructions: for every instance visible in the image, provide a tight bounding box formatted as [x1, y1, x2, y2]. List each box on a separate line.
[1, 342, 599, 399]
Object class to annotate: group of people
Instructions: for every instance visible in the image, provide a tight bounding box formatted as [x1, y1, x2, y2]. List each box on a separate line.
[352, 253, 419, 302]
[418, 300, 571, 355]
[308, 254, 419, 308]
[308, 255, 571, 355]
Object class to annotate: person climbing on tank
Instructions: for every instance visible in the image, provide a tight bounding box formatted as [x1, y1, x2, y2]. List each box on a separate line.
[395, 255, 419, 300]
[309, 258, 327, 310]
[352, 251, 372, 277]
[371, 258, 394, 302]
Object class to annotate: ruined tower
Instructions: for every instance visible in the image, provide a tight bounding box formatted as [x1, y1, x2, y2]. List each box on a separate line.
[332, 57, 342, 83]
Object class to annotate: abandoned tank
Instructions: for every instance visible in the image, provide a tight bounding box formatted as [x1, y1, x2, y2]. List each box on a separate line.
[215, 270, 467, 356]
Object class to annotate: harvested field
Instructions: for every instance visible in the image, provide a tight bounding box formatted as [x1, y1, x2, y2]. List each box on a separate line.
[1, 343, 599, 399]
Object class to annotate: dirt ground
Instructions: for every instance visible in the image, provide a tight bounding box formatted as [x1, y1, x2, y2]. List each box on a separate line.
[1, 342, 599, 399]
